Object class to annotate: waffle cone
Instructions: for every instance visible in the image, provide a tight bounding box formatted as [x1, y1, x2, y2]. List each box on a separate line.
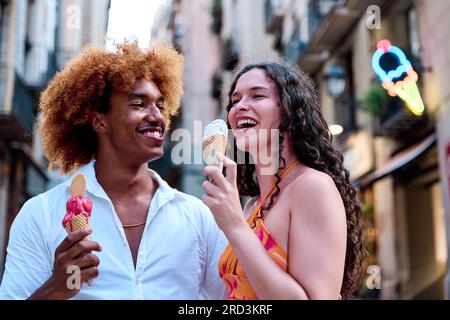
[203, 134, 227, 165]
[70, 174, 86, 197]
[64, 214, 90, 233]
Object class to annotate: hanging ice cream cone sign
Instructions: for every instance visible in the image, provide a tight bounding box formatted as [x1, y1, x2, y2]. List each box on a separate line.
[371, 39, 425, 116]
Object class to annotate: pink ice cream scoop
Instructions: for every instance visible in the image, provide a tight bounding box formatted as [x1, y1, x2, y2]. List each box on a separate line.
[62, 196, 92, 231]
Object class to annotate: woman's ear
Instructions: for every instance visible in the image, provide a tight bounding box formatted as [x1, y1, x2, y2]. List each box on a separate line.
[92, 114, 107, 133]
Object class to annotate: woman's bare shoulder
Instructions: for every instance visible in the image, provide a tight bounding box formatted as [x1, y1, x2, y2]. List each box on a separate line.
[286, 167, 345, 219]
[289, 167, 337, 192]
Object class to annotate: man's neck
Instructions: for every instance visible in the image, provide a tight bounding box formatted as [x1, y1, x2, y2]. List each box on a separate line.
[93, 154, 155, 199]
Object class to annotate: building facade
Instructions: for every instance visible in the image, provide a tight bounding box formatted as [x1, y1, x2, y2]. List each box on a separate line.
[271, 0, 449, 299]
[143, 0, 450, 299]
[151, 0, 277, 197]
[0, 0, 110, 278]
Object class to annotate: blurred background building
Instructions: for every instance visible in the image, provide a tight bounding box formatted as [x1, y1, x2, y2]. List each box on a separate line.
[153, 0, 450, 299]
[1, 0, 450, 300]
[0, 0, 110, 278]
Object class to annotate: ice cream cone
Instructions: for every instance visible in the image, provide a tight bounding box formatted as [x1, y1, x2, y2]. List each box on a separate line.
[63, 173, 93, 286]
[202, 133, 227, 166]
[64, 213, 89, 233]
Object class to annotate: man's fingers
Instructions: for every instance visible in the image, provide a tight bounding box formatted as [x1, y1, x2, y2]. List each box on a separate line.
[56, 228, 93, 253]
[80, 266, 100, 283]
[66, 240, 102, 260]
[217, 153, 237, 184]
[74, 253, 100, 269]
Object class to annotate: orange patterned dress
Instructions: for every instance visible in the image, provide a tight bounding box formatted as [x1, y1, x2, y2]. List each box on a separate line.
[218, 161, 299, 300]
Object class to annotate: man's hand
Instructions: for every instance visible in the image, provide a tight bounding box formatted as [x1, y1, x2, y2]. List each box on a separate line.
[28, 228, 102, 300]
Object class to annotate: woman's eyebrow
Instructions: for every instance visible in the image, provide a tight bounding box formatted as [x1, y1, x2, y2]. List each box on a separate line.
[248, 86, 269, 91]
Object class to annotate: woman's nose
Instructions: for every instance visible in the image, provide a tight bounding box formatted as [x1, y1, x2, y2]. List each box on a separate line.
[234, 99, 250, 111]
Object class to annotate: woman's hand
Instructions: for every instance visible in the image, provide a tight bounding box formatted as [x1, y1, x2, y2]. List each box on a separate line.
[201, 153, 247, 235]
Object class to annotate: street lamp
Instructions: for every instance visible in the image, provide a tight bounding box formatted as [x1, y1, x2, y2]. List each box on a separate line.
[324, 64, 353, 136]
[324, 64, 346, 97]
[329, 124, 344, 136]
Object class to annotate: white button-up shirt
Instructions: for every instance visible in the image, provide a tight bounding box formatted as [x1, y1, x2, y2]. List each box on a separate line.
[0, 161, 227, 300]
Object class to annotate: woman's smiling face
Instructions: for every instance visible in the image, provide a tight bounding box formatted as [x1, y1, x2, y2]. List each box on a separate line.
[228, 68, 281, 153]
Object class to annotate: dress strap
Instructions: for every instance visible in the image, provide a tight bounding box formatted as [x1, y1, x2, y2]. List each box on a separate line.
[249, 160, 300, 220]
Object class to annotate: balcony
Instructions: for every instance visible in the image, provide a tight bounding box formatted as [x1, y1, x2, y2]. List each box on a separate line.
[27, 52, 58, 97]
[308, 0, 341, 39]
[0, 66, 35, 143]
[211, 0, 222, 35]
[284, 22, 307, 65]
[223, 37, 239, 71]
[265, 0, 284, 34]
[298, 0, 391, 75]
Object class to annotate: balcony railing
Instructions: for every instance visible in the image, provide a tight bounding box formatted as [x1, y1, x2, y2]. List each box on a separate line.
[308, 0, 342, 39]
[284, 24, 307, 65]
[26, 51, 58, 90]
[223, 37, 239, 71]
[265, 0, 284, 33]
[211, 0, 222, 35]
[0, 65, 35, 143]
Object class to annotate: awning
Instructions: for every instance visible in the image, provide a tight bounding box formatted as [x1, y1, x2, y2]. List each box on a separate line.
[354, 133, 437, 188]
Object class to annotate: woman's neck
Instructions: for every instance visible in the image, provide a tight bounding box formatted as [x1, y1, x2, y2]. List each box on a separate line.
[254, 133, 298, 199]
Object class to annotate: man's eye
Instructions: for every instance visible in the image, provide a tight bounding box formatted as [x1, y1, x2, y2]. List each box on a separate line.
[156, 103, 164, 110]
[253, 94, 265, 99]
[231, 99, 240, 106]
[132, 102, 145, 108]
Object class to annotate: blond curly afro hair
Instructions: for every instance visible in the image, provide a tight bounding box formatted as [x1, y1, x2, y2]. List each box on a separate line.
[39, 42, 184, 173]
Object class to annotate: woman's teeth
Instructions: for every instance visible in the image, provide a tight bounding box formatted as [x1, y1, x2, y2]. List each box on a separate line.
[237, 119, 257, 128]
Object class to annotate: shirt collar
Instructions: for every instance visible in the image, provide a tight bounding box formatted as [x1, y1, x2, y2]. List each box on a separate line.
[64, 161, 176, 205]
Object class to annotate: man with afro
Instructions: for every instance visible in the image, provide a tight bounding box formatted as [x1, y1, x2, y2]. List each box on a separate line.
[0, 43, 227, 300]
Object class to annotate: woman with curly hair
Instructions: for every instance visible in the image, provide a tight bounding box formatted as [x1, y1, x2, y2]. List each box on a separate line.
[202, 61, 366, 299]
[0, 43, 227, 300]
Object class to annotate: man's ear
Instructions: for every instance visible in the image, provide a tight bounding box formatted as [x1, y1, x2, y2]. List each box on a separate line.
[92, 113, 107, 133]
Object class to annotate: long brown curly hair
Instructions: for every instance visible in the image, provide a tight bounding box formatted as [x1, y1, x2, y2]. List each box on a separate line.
[39, 42, 184, 174]
[225, 62, 366, 299]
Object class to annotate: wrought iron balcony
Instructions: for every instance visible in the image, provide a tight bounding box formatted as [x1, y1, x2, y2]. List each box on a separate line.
[0, 66, 35, 143]
[211, 0, 222, 35]
[223, 37, 239, 71]
[308, 0, 342, 39]
[283, 24, 307, 65]
[265, 0, 284, 33]
[298, 0, 391, 74]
